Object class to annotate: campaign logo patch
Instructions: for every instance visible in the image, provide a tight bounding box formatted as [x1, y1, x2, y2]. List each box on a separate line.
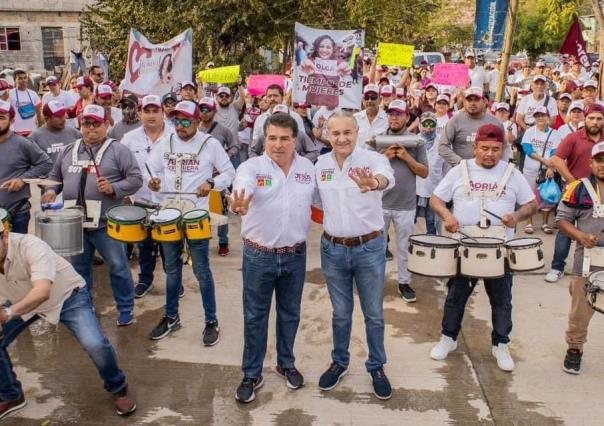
[320, 168, 335, 182]
[295, 173, 312, 184]
[256, 173, 272, 187]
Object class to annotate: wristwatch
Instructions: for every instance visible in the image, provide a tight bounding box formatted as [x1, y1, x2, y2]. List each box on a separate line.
[3, 306, 13, 321]
[206, 178, 215, 189]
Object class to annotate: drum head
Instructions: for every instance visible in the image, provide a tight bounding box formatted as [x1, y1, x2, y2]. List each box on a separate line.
[505, 237, 542, 248]
[461, 237, 503, 247]
[409, 234, 459, 247]
[183, 209, 209, 221]
[43, 208, 84, 219]
[588, 271, 604, 289]
[150, 208, 182, 223]
[107, 206, 147, 222]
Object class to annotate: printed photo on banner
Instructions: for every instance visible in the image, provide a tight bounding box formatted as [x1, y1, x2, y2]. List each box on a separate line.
[293, 22, 365, 110]
[122, 28, 193, 96]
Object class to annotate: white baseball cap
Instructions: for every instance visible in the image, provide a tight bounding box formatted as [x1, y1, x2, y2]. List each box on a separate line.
[535, 61, 546, 67]
[180, 80, 196, 89]
[569, 100, 584, 112]
[591, 142, 604, 158]
[436, 94, 450, 103]
[363, 84, 379, 95]
[198, 97, 216, 110]
[42, 100, 67, 117]
[272, 104, 290, 115]
[95, 84, 113, 99]
[395, 87, 405, 98]
[142, 95, 162, 109]
[494, 102, 510, 112]
[559, 93, 572, 101]
[170, 100, 200, 119]
[82, 104, 107, 122]
[532, 106, 549, 116]
[0, 99, 14, 117]
[46, 76, 59, 85]
[533, 75, 547, 83]
[386, 100, 408, 114]
[380, 85, 394, 96]
[465, 87, 483, 98]
[583, 80, 598, 90]
[217, 86, 231, 96]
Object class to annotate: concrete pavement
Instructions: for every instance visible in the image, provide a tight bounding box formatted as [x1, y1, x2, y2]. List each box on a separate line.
[4, 213, 604, 425]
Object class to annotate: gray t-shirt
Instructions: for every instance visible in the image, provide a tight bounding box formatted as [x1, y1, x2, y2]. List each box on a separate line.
[215, 104, 241, 138]
[556, 184, 604, 275]
[28, 126, 81, 163]
[108, 121, 142, 142]
[374, 130, 428, 211]
[0, 133, 53, 212]
[202, 121, 239, 157]
[438, 112, 503, 167]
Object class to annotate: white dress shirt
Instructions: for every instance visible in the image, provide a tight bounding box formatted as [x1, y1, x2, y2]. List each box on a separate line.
[315, 148, 395, 238]
[121, 123, 174, 201]
[354, 109, 388, 149]
[233, 153, 316, 247]
[148, 131, 235, 210]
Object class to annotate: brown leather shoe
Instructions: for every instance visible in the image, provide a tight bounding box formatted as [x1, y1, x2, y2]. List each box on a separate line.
[0, 395, 27, 420]
[113, 392, 136, 416]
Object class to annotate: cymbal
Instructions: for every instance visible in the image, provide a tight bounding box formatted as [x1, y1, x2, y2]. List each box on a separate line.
[23, 178, 62, 186]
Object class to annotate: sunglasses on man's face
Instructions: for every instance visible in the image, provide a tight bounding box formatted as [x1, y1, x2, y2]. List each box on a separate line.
[172, 118, 193, 128]
[421, 121, 437, 128]
[199, 107, 213, 114]
[365, 95, 378, 101]
[81, 120, 103, 129]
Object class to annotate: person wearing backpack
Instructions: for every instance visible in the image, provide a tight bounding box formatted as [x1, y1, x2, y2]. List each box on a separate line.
[8, 69, 43, 137]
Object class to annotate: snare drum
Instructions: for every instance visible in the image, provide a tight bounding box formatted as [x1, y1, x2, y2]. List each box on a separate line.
[586, 271, 604, 314]
[182, 209, 211, 240]
[588, 246, 604, 268]
[150, 208, 183, 242]
[460, 237, 505, 279]
[0, 208, 10, 230]
[504, 237, 544, 272]
[408, 234, 459, 278]
[106, 205, 148, 243]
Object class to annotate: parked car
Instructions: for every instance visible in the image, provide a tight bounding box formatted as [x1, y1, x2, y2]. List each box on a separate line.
[413, 52, 446, 67]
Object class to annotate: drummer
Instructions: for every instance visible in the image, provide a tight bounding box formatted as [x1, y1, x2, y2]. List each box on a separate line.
[147, 101, 235, 343]
[429, 124, 537, 372]
[556, 141, 604, 375]
[122, 95, 174, 299]
[41, 104, 143, 326]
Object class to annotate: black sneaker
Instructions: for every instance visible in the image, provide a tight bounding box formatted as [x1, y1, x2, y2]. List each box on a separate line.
[179, 285, 185, 299]
[276, 366, 305, 389]
[203, 321, 220, 346]
[134, 282, 153, 298]
[149, 315, 181, 340]
[385, 248, 394, 261]
[235, 376, 264, 403]
[370, 368, 392, 400]
[318, 362, 348, 391]
[563, 348, 582, 375]
[398, 283, 416, 303]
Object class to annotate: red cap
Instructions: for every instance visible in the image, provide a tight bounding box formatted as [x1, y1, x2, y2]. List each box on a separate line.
[0, 99, 15, 119]
[95, 84, 113, 99]
[76, 76, 94, 89]
[81, 104, 107, 123]
[42, 100, 67, 117]
[584, 103, 604, 117]
[475, 124, 504, 143]
[0, 79, 11, 91]
[170, 101, 200, 119]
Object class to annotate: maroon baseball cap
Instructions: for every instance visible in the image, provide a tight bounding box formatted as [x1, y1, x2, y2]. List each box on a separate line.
[76, 76, 94, 89]
[584, 103, 604, 117]
[42, 100, 67, 117]
[0, 99, 15, 119]
[475, 124, 504, 144]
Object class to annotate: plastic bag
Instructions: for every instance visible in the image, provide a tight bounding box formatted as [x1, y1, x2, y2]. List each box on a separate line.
[539, 178, 562, 205]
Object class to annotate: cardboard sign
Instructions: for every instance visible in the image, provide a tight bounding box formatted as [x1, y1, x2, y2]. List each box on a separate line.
[432, 63, 470, 87]
[197, 65, 240, 84]
[378, 43, 414, 67]
[247, 75, 286, 96]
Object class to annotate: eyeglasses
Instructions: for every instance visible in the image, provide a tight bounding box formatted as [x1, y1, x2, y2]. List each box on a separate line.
[217, 94, 230, 98]
[364, 95, 378, 101]
[172, 118, 193, 128]
[81, 120, 103, 128]
[421, 121, 437, 128]
[199, 107, 213, 113]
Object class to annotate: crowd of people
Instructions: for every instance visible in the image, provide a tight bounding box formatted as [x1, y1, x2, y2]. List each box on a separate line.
[0, 49, 603, 418]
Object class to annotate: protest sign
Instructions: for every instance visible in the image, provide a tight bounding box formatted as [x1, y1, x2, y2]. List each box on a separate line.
[123, 28, 193, 96]
[378, 43, 414, 67]
[197, 65, 240, 84]
[248, 75, 286, 96]
[432, 63, 470, 87]
[293, 22, 365, 109]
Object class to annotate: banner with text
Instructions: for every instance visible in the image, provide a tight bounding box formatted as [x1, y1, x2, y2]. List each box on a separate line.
[197, 65, 240, 84]
[473, 0, 508, 51]
[432, 63, 470, 87]
[247, 74, 286, 96]
[378, 43, 414, 67]
[123, 28, 192, 96]
[293, 22, 365, 109]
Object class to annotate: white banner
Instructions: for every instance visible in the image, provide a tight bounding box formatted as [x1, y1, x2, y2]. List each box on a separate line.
[122, 28, 192, 96]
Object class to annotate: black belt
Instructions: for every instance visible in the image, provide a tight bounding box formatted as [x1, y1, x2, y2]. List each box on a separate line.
[322, 230, 382, 248]
[243, 238, 305, 254]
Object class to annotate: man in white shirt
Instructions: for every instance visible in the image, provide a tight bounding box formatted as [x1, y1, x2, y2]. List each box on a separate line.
[122, 95, 173, 299]
[516, 75, 558, 131]
[42, 76, 78, 127]
[429, 124, 537, 372]
[0, 222, 136, 419]
[148, 101, 235, 344]
[8, 69, 43, 137]
[354, 84, 388, 149]
[465, 51, 488, 94]
[315, 112, 395, 400]
[230, 113, 315, 403]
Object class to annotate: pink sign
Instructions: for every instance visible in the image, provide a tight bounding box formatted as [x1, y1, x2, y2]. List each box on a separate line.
[248, 75, 286, 96]
[432, 63, 470, 88]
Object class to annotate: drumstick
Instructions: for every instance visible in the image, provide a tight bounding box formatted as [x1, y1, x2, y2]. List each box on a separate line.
[458, 230, 479, 242]
[86, 147, 102, 179]
[160, 191, 198, 195]
[483, 209, 503, 221]
[145, 163, 155, 180]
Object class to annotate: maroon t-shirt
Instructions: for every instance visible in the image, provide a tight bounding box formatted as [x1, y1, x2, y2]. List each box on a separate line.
[556, 128, 604, 179]
[552, 114, 565, 130]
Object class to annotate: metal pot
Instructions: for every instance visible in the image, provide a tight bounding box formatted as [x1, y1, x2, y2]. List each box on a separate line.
[35, 208, 84, 257]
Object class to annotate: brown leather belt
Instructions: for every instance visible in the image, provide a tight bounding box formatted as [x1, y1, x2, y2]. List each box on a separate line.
[322, 230, 382, 248]
[243, 238, 305, 255]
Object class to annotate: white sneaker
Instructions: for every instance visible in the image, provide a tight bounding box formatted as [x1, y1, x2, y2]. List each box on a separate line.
[544, 269, 564, 283]
[492, 343, 515, 371]
[430, 335, 458, 360]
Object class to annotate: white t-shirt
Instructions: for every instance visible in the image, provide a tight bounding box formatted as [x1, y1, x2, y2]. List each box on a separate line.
[435, 114, 450, 143]
[469, 66, 487, 88]
[353, 109, 389, 149]
[516, 94, 558, 126]
[433, 159, 535, 240]
[9, 88, 41, 134]
[557, 122, 583, 141]
[520, 126, 561, 175]
[42, 90, 78, 127]
[487, 69, 500, 94]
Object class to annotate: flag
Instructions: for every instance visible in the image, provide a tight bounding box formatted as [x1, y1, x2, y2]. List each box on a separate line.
[473, 0, 509, 51]
[560, 18, 591, 69]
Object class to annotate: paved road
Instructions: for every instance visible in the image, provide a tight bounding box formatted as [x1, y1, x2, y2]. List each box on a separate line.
[5, 212, 604, 425]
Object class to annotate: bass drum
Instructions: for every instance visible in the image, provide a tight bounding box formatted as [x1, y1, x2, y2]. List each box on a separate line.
[407, 234, 459, 278]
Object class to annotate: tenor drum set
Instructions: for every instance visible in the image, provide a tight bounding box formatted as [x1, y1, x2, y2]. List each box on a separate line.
[408, 234, 544, 279]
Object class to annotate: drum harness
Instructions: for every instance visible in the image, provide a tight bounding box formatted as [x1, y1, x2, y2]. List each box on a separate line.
[578, 178, 604, 276]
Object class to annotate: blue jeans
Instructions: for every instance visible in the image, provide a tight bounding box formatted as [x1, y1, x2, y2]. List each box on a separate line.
[0, 289, 127, 401]
[551, 230, 572, 271]
[241, 243, 306, 378]
[442, 269, 513, 345]
[320, 234, 387, 372]
[9, 209, 30, 234]
[138, 235, 158, 285]
[160, 238, 216, 320]
[218, 192, 229, 246]
[71, 227, 135, 315]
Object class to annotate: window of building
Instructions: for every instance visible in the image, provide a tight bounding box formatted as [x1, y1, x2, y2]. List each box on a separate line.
[41, 27, 65, 70]
[0, 27, 21, 51]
